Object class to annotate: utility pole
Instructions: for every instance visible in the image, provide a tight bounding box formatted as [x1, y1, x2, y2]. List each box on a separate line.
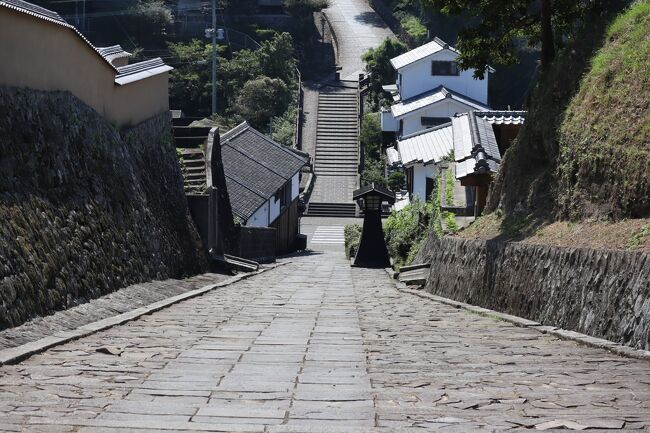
[211, 0, 217, 116]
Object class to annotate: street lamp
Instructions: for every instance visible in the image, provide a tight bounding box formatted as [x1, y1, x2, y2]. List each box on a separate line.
[351, 183, 395, 268]
[320, 15, 326, 56]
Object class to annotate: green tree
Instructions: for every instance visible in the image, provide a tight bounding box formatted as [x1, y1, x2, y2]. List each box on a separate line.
[167, 39, 215, 116]
[360, 112, 383, 160]
[283, 0, 330, 17]
[234, 76, 291, 130]
[422, 0, 587, 75]
[167, 33, 298, 117]
[362, 38, 408, 109]
[125, 0, 174, 47]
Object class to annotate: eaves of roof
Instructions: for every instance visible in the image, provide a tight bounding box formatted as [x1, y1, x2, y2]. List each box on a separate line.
[390, 37, 457, 70]
[0, 0, 118, 73]
[391, 86, 489, 119]
[114, 58, 174, 85]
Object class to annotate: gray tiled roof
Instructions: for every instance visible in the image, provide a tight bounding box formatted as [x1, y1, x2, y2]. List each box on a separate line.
[452, 112, 501, 178]
[0, 0, 118, 72]
[390, 37, 457, 70]
[475, 110, 526, 125]
[224, 178, 267, 221]
[391, 86, 490, 119]
[397, 122, 453, 166]
[0, 0, 64, 23]
[98, 45, 131, 62]
[2, 0, 173, 84]
[221, 122, 308, 222]
[114, 58, 173, 85]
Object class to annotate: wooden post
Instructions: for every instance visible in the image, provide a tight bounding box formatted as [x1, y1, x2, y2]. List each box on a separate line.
[476, 185, 488, 216]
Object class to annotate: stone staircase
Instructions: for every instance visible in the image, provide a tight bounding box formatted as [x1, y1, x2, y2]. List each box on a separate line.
[306, 202, 357, 217]
[307, 86, 360, 218]
[314, 91, 359, 176]
[172, 123, 210, 193]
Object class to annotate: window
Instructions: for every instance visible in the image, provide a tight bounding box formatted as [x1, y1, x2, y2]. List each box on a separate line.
[421, 117, 449, 127]
[431, 60, 459, 76]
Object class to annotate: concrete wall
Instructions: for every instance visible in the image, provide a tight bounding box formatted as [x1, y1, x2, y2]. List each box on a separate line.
[0, 86, 206, 330]
[417, 235, 650, 350]
[0, 8, 169, 126]
[397, 50, 488, 103]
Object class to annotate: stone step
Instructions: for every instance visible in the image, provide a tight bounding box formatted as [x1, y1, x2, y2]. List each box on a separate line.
[172, 126, 211, 137]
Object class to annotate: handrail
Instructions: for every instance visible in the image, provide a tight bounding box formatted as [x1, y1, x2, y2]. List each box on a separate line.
[293, 67, 303, 150]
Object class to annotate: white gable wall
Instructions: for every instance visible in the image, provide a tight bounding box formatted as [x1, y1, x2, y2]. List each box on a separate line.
[249, 173, 301, 227]
[400, 98, 483, 136]
[397, 50, 488, 103]
[269, 194, 281, 224]
[411, 163, 437, 202]
[291, 173, 299, 200]
[246, 201, 270, 227]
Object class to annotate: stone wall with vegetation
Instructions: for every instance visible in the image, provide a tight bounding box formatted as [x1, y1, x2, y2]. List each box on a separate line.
[418, 235, 650, 350]
[0, 86, 207, 330]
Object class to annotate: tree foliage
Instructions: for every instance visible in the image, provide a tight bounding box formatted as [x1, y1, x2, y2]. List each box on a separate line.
[167, 33, 297, 121]
[421, 0, 587, 75]
[362, 38, 408, 109]
[125, 0, 174, 47]
[283, 0, 330, 17]
[234, 76, 291, 130]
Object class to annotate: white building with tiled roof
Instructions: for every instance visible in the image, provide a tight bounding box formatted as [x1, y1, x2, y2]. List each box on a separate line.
[389, 110, 525, 210]
[381, 37, 491, 137]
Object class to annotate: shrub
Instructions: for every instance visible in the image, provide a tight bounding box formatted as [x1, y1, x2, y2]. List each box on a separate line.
[361, 156, 387, 187]
[362, 38, 408, 110]
[344, 224, 363, 259]
[271, 105, 297, 146]
[384, 197, 435, 269]
[388, 171, 405, 191]
[399, 14, 427, 45]
[360, 112, 382, 157]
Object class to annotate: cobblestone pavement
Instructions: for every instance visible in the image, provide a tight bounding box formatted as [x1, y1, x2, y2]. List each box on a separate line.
[0, 273, 229, 350]
[1, 252, 649, 432]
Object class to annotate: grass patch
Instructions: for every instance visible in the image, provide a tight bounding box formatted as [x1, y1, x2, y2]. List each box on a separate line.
[344, 224, 362, 259]
[628, 223, 650, 250]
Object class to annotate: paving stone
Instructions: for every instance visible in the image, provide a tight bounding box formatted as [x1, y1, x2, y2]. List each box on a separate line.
[0, 252, 649, 432]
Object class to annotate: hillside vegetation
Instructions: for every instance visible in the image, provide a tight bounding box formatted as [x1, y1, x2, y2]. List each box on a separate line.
[487, 1, 649, 223]
[558, 2, 650, 219]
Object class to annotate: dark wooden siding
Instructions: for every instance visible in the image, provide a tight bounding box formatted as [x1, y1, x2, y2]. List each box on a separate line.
[270, 199, 300, 254]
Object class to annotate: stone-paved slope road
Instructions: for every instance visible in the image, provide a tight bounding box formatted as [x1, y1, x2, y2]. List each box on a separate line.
[0, 252, 648, 431]
[325, 0, 395, 79]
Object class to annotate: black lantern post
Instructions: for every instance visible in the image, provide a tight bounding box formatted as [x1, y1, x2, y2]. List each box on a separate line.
[352, 183, 395, 268]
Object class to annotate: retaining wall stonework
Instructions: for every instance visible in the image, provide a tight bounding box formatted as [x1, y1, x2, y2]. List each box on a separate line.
[418, 235, 650, 350]
[0, 86, 207, 329]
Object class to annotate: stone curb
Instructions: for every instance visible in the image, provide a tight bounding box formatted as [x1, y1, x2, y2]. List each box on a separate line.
[0, 263, 288, 366]
[394, 282, 650, 362]
[321, 11, 339, 67]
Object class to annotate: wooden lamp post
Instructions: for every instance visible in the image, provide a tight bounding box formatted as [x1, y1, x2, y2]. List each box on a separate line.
[352, 183, 395, 268]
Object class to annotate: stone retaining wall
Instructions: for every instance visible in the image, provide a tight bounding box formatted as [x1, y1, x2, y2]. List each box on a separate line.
[0, 86, 207, 329]
[417, 235, 650, 350]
